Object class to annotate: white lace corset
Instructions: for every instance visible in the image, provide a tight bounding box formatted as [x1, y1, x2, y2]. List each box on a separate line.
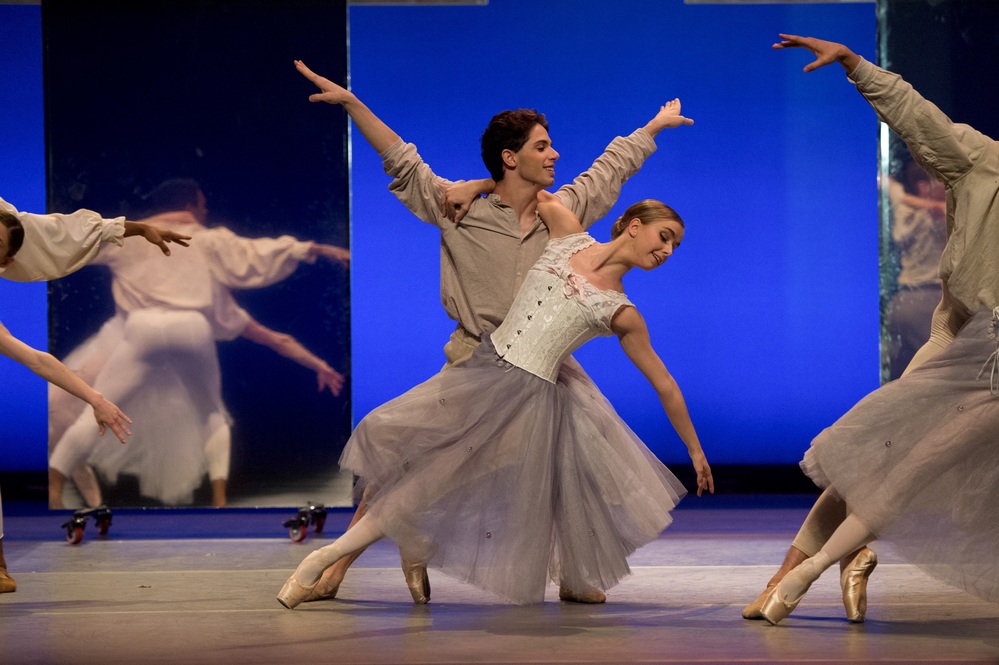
[491, 233, 633, 383]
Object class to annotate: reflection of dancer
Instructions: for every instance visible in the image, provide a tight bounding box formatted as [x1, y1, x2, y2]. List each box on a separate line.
[48, 179, 349, 508]
[744, 34, 999, 625]
[2, 204, 150, 594]
[295, 60, 693, 604]
[886, 161, 946, 378]
[278, 192, 712, 608]
[1, 195, 191, 281]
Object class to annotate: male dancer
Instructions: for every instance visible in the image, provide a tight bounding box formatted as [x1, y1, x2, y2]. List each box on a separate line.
[743, 34, 999, 623]
[294, 60, 693, 604]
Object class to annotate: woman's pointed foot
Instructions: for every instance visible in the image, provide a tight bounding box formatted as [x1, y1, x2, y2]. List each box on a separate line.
[742, 583, 776, 619]
[277, 572, 319, 609]
[402, 559, 430, 605]
[559, 585, 606, 604]
[302, 566, 341, 603]
[841, 547, 877, 623]
[759, 556, 826, 625]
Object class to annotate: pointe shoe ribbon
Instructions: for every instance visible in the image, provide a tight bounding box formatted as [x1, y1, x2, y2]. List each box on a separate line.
[277, 573, 320, 609]
[841, 547, 877, 623]
[402, 560, 431, 605]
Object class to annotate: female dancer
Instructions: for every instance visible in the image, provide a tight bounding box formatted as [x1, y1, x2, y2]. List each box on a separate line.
[278, 191, 713, 606]
[748, 34, 999, 625]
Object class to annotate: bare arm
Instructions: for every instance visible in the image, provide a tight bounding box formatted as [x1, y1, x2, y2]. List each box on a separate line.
[535, 190, 584, 239]
[240, 318, 345, 396]
[295, 60, 401, 154]
[612, 307, 714, 496]
[0, 322, 131, 442]
[439, 178, 496, 223]
[307, 243, 350, 268]
[772, 34, 861, 75]
[123, 220, 192, 256]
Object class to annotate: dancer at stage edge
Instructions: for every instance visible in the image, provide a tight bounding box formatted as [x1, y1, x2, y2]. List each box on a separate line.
[277, 191, 713, 607]
[2, 202, 174, 593]
[1, 195, 191, 281]
[743, 34, 999, 626]
[293, 58, 696, 604]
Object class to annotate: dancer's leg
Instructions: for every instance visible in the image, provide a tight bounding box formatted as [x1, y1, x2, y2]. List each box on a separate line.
[277, 513, 385, 609]
[304, 499, 371, 601]
[761, 513, 876, 624]
[204, 416, 230, 508]
[743, 488, 845, 618]
[0, 488, 15, 593]
[71, 465, 103, 508]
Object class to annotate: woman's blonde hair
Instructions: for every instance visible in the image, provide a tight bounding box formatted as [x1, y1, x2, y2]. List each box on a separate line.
[610, 199, 683, 239]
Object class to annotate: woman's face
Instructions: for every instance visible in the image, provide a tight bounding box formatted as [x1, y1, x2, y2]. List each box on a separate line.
[632, 218, 684, 271]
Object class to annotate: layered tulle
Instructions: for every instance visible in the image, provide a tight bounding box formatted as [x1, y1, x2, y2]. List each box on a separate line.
[801, 309, 999, 603]
[340, 339, 686, 604]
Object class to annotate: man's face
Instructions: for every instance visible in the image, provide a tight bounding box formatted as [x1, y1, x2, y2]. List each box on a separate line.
[507, 124, 559, 188]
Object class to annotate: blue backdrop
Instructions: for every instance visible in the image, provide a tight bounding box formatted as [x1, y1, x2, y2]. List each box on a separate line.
[2, 0, 877, 472]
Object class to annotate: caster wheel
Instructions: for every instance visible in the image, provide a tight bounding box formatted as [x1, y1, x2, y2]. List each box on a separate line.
[66, 526, 84, 545]
[96, 519, 111, 536]
[312, 516, 326, 534]
[288, 526, 307, 542]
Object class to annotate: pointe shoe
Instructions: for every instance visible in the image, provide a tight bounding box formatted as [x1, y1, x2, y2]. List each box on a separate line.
[0, 569, 16, 593]
[277, 572, 320, 610]
[558, 585, 606, 604]
[402, 560, 430, 605]
[759, 579, 805, 626]
[741, 583, 776, 620]
[302, 567, 340, 603]
[841, 547, 877, 623]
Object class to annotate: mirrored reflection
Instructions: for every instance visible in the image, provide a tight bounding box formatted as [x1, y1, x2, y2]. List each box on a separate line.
[44, 0, 352, 508]
[878, 0, 999, 382]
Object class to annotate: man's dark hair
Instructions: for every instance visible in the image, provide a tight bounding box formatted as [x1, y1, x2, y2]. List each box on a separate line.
[480, 109, 548, 181]
[142, 178, 203, 215]
[0, 209, 25, 259]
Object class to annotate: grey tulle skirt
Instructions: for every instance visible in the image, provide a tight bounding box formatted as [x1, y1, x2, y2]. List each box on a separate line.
[339, 338, 686, 604]
[801, 309, 999, 603]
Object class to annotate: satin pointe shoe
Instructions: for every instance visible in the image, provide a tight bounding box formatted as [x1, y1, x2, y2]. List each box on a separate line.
[759, 579, 806, 626]
[558, 585, 606, 604]
[0, 569, 16, 594]
[841, 547, 877, 623]
[741, 584, 776, 620]
[302, 567, 340, 603]
[402, 560, 431, 605]
[277, 572, 320, 610]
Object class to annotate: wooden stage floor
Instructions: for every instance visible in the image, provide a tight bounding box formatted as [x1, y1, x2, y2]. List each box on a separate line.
[2, 496, 997, 664]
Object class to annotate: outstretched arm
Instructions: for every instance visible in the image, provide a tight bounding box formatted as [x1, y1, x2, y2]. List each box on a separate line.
[772, 34, 861, 75]
[307, 243, 350, 268]
[295, 60, 401, 154]
[0, 322, 131, 442]
[641, 98, 694, 140]
[240, 318, 345, 396]
[612, 307, 714, 496]
[123, 220, 192, 256]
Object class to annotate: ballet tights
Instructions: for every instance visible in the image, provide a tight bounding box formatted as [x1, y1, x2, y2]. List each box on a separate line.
[296, 514, 385, 585]
[780, 514, 876, 602]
